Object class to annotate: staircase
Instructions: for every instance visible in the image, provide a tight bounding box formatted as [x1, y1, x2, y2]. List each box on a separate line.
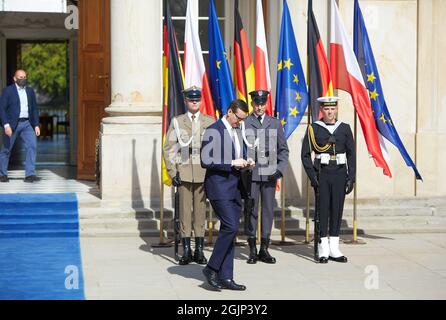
[78, 194, 446, 237]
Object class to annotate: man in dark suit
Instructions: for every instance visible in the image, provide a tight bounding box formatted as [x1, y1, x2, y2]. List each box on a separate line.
[200, 99, 253, 291]
[243, 90, 289, 264]
[0, 70, 40, 183]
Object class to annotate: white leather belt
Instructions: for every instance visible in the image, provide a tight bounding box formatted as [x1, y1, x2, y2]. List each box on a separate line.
[316, 153, 347, 165]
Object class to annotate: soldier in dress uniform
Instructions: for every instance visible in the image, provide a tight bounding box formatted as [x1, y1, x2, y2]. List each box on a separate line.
[163, 86, 215, 265]
[242, 90, 289, 264]
[301, 96, 356, 263]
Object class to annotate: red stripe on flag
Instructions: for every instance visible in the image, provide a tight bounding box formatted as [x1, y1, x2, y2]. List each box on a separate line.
[201, 74, 216, 119]
[330, 43, 391, 177]
[255, 46, 273, 116]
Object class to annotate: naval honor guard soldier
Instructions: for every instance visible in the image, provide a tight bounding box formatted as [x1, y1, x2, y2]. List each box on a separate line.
[301, 96, 355, 263]
[243, 90, 289, 264]
[163, 86, 215, 265]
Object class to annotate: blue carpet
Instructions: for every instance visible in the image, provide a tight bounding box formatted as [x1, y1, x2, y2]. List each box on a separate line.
[0, 193, 85, 300]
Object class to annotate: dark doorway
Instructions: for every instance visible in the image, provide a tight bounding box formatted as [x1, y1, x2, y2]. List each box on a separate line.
[6, 40, 72, 173]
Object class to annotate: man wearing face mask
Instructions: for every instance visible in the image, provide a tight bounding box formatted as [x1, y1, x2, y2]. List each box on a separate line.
[0, 70, 40, 183]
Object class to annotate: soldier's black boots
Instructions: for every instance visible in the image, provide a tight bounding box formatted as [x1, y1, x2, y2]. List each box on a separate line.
[258, 237, 276, 264]
[246, 237, 258, 264]
[179, 237, 193, 265]
[194, 237, 207, 265]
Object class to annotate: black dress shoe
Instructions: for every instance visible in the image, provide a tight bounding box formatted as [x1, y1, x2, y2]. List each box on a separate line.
[24, 175, 41, 183]
[319, 257, 329, 264]
[219, 279, 246, 291]
[202, 266, 222, 289]
[0, 176, 9, 183]
[329, 256, 348, 263]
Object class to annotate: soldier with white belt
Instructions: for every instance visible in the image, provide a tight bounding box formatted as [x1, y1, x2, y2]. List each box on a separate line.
[301, 96, 356, 263]
[163, 86, 215, 265]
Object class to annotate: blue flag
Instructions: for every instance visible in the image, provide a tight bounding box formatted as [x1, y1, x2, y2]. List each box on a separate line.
[354, 0, 422, 180]
[275, 0, 309, 139]
[208, 0, 235, 116]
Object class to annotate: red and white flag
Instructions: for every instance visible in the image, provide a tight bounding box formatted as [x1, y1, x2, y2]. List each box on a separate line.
[329, 0, 391, 177]
[184, 1, 216, 118]
[255, 0, 273, 116]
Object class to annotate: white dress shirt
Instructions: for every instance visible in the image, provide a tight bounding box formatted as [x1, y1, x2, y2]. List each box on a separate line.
[222, 116, 241, 159]
[187, 111, 200, 123]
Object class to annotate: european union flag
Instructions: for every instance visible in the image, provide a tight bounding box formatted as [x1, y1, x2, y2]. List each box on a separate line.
[275, 0, 308, 139]
[354, 0, 422, 180]
[208, 0, 235, 116]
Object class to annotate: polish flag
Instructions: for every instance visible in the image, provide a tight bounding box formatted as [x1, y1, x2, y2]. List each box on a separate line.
[184, 0, 216, 118]
[255, 0, 273, 116]
[329, 0, 391, 177]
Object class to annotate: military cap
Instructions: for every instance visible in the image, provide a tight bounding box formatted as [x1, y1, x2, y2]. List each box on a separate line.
[249, 90, 270, 105]
[317, 96, 340, 107]
[183, 86, 202, 101]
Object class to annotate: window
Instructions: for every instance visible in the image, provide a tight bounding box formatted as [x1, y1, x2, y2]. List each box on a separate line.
[165, 0, 226, 71]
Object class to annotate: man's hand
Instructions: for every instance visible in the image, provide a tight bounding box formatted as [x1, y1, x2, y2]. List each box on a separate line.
[232, 158, 247, 169]
[345, 179, 354, 195]
[268, 170, 282, 181]
[5, 127, 12, 137]
[35, 127, 40, 137]
[310, 176, 319, 190]
[172, 175, 182, 187]
[246, 158, 256, 169]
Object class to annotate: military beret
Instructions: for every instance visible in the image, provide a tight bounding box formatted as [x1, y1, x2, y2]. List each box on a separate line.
[183, 86, 202, 101]
[317, 96, 340, 107]
[249, 90, 270, 105]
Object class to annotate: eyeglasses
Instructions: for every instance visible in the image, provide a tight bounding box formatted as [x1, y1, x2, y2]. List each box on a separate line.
[233, 112, 247, 122]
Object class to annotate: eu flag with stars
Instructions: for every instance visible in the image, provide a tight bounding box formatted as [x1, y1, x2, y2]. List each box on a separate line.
[275, 0, 308, 139]
[354, 0, 422, 180]
[208, 0, 235, 116]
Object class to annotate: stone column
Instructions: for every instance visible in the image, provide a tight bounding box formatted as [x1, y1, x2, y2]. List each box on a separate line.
[100, 0, 164, 208]
[416, 0, 446, 197]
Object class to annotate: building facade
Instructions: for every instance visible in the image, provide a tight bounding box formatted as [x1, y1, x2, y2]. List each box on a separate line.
[0, 0, 445, 209]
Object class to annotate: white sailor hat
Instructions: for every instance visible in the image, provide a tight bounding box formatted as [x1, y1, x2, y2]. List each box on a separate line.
[317, 96, 340, 106]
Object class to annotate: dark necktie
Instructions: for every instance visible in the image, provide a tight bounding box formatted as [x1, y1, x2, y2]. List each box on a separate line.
[258, 115, 262, 125]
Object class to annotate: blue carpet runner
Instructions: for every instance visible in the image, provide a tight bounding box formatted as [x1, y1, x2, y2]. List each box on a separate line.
[0, 193, 85, 299]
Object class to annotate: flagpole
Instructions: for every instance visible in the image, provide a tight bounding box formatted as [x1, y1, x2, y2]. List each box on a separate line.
[344, 110, 365, 245]
[207, 202, 214, 245]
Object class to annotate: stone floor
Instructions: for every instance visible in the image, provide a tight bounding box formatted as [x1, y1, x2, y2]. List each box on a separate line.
[80, 233, 446, 300]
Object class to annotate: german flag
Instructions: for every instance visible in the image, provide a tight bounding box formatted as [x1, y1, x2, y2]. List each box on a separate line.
[307, 0, 333, 122]
[234, 0, 255, 111]
[162, 1, 186, 186]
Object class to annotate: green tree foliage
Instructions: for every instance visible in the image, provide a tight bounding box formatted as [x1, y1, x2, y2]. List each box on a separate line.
[21, 42, 67, 99]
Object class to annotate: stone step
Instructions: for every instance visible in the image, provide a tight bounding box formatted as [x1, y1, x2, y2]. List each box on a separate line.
[78, 213, 446, 237]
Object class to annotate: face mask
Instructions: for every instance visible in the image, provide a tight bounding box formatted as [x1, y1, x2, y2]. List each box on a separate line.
[16, 79, 27, 87]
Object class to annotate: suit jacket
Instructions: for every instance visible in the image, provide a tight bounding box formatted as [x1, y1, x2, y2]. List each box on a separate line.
[0, 84, 39, 130]
[163, 113, 215, 183]
[244, 113, 289, 182]
[201, 119, 247, 201]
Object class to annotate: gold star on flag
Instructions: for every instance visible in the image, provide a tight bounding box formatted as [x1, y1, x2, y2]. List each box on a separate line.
[369, 89, 379, 101]
[367, 72, 376, 83]
[281, 118, 287, 127]
[293, 74, 299, 84]
[278, 60, 283, 71]
[379, 113, 386, 123]
[216, 60, 222, 69]
[289, 107, 299, 117]
[295, 92, 302, 102]
[284, 58, 293, 70]
[224, 52, 229, 60]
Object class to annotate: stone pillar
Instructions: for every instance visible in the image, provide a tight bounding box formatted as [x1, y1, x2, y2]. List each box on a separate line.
[416, 0, 446, 197]
[100, 0, 164, 208]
